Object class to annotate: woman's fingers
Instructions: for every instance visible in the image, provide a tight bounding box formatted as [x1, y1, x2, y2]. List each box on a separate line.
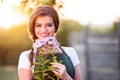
[51, 62, 67, 79]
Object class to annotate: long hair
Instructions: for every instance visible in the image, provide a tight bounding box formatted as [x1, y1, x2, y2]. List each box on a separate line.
[28, 5, 60, 66]
[28, 5, 59, 41]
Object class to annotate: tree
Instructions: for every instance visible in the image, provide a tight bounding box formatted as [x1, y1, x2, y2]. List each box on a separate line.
[16, 0, 63, 17]
[0, 24, 32, 65]
[56, 19, 83, 46]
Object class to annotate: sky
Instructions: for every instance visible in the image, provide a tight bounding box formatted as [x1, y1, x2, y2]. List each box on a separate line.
[1, 0, 120, 29]
[62, 0, 120, 26]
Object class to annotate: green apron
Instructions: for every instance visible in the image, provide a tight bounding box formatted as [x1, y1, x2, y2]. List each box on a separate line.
[32, 47, 75, 80]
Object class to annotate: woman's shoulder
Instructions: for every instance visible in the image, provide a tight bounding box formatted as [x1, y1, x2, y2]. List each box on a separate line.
[20, 50, 31, 57]
[61, 46, 77, 56]
[61, 46, 73, 49]
[61, 46, 75, 52]
[61, 46, 80, 66]
[18, 50, 32, 69]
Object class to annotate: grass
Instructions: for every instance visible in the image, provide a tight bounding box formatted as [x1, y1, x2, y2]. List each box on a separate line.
[0, 66, 18, 80]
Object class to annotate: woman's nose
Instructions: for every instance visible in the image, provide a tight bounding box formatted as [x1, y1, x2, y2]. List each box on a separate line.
[41, 27, 47, 32]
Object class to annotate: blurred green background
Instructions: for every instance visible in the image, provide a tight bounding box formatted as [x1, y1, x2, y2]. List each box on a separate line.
[0, 0, 119, 80]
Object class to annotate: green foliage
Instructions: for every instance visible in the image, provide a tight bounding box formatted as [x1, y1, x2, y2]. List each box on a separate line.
[111, 22, 118, 32]
[0, 24, 32, 65]
[34, 53, 62, 80]
[18, 0, 63, 16]
[90, 21, 118, 33]
[56, 19, 83, 46]
[40, 0, 56, 6]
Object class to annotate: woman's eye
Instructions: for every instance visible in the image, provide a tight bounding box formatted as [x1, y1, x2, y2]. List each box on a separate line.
[48, 25, 52, 27]
[35, 24, 41, 27]
[47, 24, 52, 27]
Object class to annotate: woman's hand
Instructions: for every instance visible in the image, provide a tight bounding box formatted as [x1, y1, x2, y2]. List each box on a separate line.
[51, 62, 73, 80]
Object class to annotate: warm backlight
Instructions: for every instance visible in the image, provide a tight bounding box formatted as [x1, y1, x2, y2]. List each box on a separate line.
[0, 0, 25, 29]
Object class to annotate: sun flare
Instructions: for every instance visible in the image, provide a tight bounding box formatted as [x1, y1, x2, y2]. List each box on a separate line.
[0, 0, 25, 29]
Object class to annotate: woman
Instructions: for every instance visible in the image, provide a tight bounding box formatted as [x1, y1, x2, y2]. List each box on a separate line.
[18, 5, 82, 80]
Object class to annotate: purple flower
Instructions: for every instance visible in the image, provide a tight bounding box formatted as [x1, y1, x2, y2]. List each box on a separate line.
[33, 37, 62, 55]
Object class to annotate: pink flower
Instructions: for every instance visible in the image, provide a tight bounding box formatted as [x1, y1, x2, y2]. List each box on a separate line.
[33, 37, 62, 55]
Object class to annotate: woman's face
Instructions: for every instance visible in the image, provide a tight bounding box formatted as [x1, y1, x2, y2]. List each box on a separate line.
[34, 16, 55, 40]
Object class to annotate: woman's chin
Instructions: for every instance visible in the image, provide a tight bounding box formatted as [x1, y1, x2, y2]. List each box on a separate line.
[38, 36, 52, 40]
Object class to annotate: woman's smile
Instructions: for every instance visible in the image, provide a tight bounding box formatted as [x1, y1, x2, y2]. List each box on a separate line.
[35, 16, 55, 40]
[40, 33, 49, 37]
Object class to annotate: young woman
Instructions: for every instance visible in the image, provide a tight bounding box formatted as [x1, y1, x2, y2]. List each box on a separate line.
[18, 5, 82, 80]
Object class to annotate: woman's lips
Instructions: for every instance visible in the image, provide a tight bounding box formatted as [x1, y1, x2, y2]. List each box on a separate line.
[40, 33, 49, 37]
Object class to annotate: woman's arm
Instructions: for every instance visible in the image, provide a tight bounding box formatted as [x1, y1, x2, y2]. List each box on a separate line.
[62, 63, 82, 80]
[18, 68, 32, 80]
[74, 63, 82, 80]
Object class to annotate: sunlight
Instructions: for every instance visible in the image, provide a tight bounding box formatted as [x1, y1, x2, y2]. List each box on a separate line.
[0, 0, 25, 29]
[4, 0, 21, 6]
[62, 0, 120, 27]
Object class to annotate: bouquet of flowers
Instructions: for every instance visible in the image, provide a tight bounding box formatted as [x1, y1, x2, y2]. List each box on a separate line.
[32, 37, 63, 80]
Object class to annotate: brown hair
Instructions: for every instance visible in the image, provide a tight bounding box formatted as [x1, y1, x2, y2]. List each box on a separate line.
[28, 5, 59, 41]
[28, 5, 60, 66]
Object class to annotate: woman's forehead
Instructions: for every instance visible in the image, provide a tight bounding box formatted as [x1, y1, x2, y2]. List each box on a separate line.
[35, 16, 54, 23]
